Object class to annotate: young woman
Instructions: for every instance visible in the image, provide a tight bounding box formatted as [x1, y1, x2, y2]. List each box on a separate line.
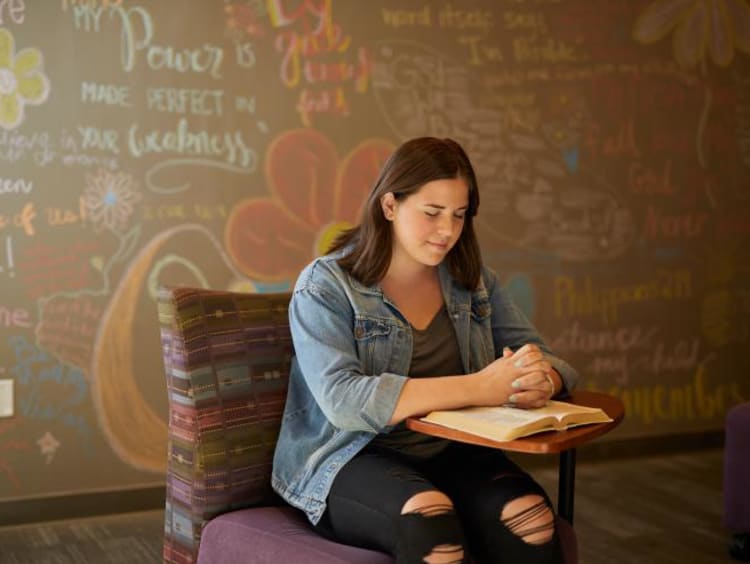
[272, 137, 579, 563]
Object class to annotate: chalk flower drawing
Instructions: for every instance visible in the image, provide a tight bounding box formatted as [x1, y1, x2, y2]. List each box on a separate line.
[225, 129, 393, 282]
[633, 0, 750, 68]
[0, 28, 50, 130]
[633, 0, 750, 172]
[82, 169, 142, 232]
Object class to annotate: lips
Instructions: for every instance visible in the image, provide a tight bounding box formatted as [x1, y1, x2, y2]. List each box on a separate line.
[427, 241, 449, 250]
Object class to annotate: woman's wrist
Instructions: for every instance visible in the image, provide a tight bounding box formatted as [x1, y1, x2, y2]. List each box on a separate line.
[547, 369, 562, 396]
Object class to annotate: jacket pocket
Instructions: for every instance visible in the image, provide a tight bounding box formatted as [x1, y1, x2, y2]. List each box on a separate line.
[470, 293, 491, 322]
[354, 317, 394, 373]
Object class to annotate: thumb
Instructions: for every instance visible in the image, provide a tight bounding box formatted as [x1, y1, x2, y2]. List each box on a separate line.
[502, 346, 513, 358]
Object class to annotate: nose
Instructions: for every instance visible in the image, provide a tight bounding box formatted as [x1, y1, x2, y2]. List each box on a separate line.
[436, 215, 454, 239]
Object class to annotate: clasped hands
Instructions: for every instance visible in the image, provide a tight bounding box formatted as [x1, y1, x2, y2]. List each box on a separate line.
[483, 344, 557, 409]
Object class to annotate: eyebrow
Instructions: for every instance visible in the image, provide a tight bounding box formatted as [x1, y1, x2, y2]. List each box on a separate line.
[424, 204, 469, 211]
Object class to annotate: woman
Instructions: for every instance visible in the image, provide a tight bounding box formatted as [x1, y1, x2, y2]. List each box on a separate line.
[272, 137, 579, 563]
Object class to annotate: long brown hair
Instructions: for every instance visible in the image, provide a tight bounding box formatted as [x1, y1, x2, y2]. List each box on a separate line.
[329, 137, 482, 289]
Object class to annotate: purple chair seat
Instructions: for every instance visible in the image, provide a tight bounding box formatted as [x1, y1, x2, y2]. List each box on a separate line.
[198, 506, 578, 564]
[198, 506, 393, 564]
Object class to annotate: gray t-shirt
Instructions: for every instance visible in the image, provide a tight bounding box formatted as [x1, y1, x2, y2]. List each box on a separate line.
[369, 305, 464, 459]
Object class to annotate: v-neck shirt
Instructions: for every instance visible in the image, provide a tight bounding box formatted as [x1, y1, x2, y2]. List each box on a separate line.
[369, 305, 463, 459]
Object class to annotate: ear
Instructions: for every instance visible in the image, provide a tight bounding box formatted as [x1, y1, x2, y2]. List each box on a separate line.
[381, 192, 396, 221]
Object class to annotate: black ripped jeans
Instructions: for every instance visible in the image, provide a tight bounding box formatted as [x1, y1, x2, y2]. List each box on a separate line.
[314, 442, 563, 564]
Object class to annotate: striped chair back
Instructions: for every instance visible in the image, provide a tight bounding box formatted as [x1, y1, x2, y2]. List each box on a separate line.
[158, 287, 293, 564]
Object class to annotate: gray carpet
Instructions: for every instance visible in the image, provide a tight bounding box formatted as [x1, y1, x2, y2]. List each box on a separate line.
[0, 510, 163, 564]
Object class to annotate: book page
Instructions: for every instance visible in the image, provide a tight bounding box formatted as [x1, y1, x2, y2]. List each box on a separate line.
[420, 401, 612, 441]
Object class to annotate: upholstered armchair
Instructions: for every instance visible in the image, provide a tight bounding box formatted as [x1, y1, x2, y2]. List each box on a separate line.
[158, 286, 580, 563]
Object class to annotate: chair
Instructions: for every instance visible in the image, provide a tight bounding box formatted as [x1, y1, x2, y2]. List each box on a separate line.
[159, 286, 587, 563]
[724, 402, 750, 561]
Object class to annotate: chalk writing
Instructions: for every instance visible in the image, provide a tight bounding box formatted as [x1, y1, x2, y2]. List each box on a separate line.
[0, 305, 29, 328]
[480, 60, 696, 89]
[80, 81, 131, 107]
[459, 36, 504, 65]
[551, 321, 657, 355]
[70, 4, 108, 32]
[37, 293, 103, 370]
[382, 6, 431, 28]
[0, 177, 32, 195]
[628, 160, 676, 196]
[512, 36, 582, 64]
[642, 205, 709, 240]
[127, 118, 254, 168]
[145, 87, 225, 117]
[503, 10, 546, 35]
[234, 41, 256, 68]
[17, 239, 100, 300]
[62, 0, 121, 10]
[550, 322, 701, 386]
[554, 269, 692, 324]
[78, 125, 120, 154]
[69, 5, 222, 77]
[235, 94, 256, 114]
[9, 336, 92, 444]
[439, 4, 493, 33]
[142, 203, 228, 221]
[0, 202, 35, 236]
[0, 130, 56, 166]
[0, 235, 14, 277]
[0, 0, 24, 24]
[587, 359, 745, 424]
[269, 0, 370, 124]
[583, 118, 641, 159]
[594, 338, 699, 386]
[110, 6, 226, 78]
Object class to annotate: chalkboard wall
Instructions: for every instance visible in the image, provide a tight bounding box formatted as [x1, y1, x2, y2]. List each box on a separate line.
[1, 0, 748, 502]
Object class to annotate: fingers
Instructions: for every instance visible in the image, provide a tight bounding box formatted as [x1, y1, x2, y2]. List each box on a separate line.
[510, 344, 545, 369]
[506, 388, 548, 409]
[502, 345, 555, 406]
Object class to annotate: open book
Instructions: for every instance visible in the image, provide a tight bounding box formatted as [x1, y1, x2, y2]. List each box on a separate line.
[420, 400, 613, 442]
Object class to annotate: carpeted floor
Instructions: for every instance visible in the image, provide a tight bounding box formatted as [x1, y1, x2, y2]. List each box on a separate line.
[0, 509, 164, 564]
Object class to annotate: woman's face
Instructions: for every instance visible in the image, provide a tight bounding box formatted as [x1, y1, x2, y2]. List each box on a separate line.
[382, 177, 469, 270]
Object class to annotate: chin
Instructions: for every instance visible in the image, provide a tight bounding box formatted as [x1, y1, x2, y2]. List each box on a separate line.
[419, 251, 447, 266]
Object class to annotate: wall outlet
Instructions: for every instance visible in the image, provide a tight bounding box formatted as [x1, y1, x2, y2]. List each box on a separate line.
[0, 379, 13, 418]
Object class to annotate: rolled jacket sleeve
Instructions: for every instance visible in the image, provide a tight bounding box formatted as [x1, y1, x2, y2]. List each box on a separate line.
[483, 267, 580, 395]
[289, 274, 407, 433]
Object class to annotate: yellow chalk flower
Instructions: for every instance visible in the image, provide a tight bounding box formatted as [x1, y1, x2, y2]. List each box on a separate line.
[633, 0, 750, 68]
[0, 28, 50, 130]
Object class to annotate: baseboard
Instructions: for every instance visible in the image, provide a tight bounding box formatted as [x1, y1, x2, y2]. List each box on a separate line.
[0, 486, 166, 528]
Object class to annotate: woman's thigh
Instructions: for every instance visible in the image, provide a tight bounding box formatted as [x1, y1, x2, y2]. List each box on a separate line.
[317, 449, 456, 556]
[426, 443, 561, 563]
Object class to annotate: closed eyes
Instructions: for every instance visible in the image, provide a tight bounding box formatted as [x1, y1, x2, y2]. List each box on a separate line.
[424, 211, 466, 219]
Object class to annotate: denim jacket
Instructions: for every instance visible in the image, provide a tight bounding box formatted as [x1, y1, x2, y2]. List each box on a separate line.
[271, 252, 579, 525]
